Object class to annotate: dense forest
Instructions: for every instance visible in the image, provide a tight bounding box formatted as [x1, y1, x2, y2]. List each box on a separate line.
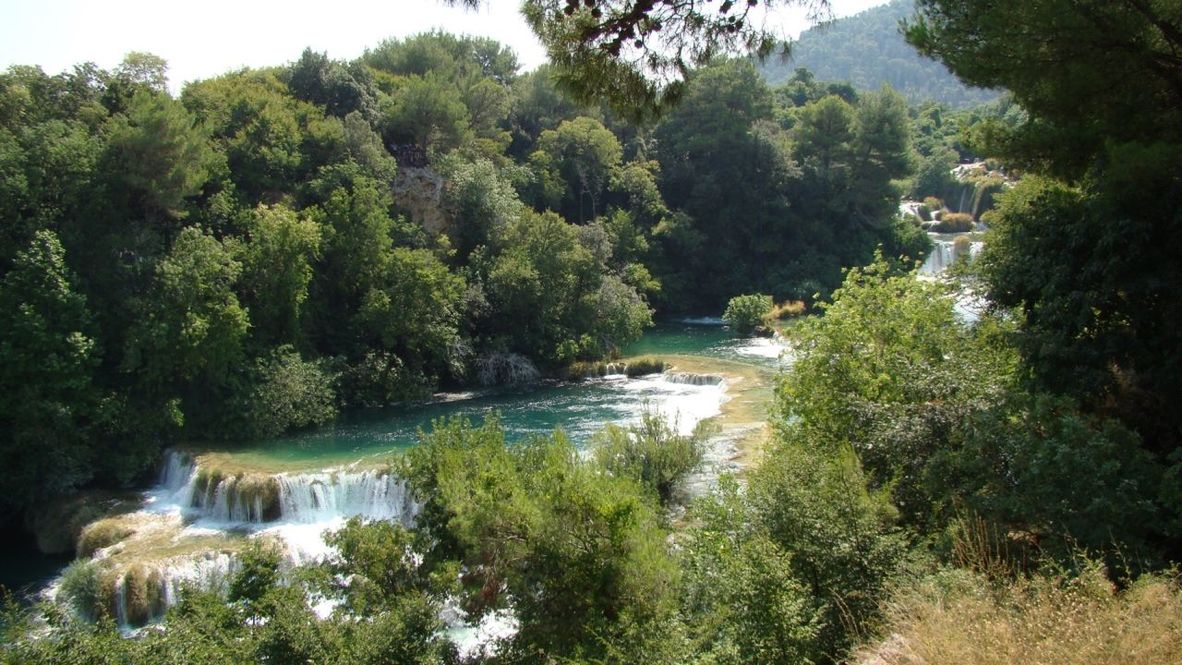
[5, 0, 1182, 662]
[0, 35, 927, 524]
[760, 0, 1000, 107]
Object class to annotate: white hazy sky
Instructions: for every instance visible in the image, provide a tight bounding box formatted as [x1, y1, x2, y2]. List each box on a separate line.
[0, 0, 890, 93]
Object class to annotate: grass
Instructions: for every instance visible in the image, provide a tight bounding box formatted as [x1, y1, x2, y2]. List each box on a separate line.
[77, 519, 136, 557]
[932, 212, 974, 233]
[766, 300, 807, 321]
[856, 566, 1182, 665]
[856, 520, 1182, 665]
[625, 356, 666, 377]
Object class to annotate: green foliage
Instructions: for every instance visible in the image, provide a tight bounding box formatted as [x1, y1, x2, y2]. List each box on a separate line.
[722, 293, 773, 335]
[531, 116, 622, 223]
[439, 156, 523, 258]
[228, 542, 282, 606]
[402, 416, 686, 661]
[102, 91, 214, 220]
[124, 226, 249, 393]
[239, 346, 338, 439]
[478, 208, 652, 364]
[593, 411, 706, 505]
[235, 203, 321, 347]
[653, 60, 923, 309]
[57, 560, 103, 621]
[940, 393, 1162, 564]
[382, 73, 472, 152]
[0, 230, 97, 514]
[684, 441, 906, 665]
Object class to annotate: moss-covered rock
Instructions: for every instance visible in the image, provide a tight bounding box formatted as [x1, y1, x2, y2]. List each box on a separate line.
[26, 492, 140, 555]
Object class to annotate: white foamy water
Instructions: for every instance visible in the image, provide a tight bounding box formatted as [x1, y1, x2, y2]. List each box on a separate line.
[733, 334, 791, 362]
[617, 374, 728, 436]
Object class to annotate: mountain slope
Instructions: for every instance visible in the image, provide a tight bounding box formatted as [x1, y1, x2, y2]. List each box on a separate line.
[761, 0, 1000, 107]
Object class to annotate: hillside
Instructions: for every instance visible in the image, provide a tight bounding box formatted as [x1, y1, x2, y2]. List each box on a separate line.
[761, 0, 1000, 107]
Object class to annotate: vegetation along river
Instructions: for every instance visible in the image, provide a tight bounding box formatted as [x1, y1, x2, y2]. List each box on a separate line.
[13, 320, 789, 635]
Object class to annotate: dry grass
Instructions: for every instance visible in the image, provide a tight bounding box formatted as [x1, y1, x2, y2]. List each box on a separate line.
[77, 519, 135, 557]
[856, 518, 1182, 664]
[857, 566, 1182, 665]
[767, 300, 808, 321]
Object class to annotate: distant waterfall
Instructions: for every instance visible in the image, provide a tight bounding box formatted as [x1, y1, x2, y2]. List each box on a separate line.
[663, 373, 725, 386]
[920, 236, 983, 275]
[158, 451, 417, 527]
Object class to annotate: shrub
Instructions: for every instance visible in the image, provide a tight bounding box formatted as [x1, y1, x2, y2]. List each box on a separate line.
[917, 203, 932, 221]
[626, 357, 666, 377]
[475, 351, 540, 385]
[923, 196, 943, 211]
[592, 411, 707, 505]
[953, 235, 972, 254]
[932, 212, 974, 232]
[57, 560, 104, 621]
[77, 519, 134, 557]
[722, 293, 773, 335]
[768, 300, 807, 320]
[242, 346, 338, 438]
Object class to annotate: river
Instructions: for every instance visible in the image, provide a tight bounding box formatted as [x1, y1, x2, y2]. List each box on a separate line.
[19, 320, 789, 635]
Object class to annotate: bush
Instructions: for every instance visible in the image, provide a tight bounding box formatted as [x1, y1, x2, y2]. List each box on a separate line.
[932, 212, 974, 232]
[77, 519, 133, 557]
[592, 411, 706, 505]
[241, 346, 338, 438]
[722, 293, 773, 335]
[625, 357, 667, 377]
[917, 203, 932, 221]
[57, 560, 104, 621]
[923, 196, 943, 211]
[768, 300, 807, 320]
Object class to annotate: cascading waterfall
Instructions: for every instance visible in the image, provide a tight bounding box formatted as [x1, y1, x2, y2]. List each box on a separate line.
[157, 451, 418, 526]
[920, 236, 983, 274]
[110, 552, 238, 628]
[663, 372, 725, 386]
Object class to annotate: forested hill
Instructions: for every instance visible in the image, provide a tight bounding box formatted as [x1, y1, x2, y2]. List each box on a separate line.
[760, 0, 999, 107]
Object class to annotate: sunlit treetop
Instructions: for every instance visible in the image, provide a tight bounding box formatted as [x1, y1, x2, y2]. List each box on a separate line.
[450, 0, 831, 121]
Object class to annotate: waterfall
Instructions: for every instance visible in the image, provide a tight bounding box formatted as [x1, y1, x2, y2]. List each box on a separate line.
[663, 372, 725, 386]
[157, 451, 418, 527]
[273, 470, 416, 525]
[111, 551, 238, 629]
[920, 235, 983, 275]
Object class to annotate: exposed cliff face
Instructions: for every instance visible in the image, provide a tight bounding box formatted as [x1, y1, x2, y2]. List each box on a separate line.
[393, 166, 450, 236]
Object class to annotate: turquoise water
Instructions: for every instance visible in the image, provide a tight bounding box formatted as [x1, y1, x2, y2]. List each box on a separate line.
[218, 379, 712, 467]
[623, 320, 790, 368]
[198, 321, 784, 469]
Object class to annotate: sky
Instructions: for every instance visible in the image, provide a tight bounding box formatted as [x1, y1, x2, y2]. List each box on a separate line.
[0, 0, 891, 94]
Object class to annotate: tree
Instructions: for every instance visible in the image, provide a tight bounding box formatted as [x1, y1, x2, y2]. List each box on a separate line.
[236, 204, 322, 347]
[288, 48, 378, 122]
[905, 0, 1182, 176]
[381, 74, 472, 152]
[0, 230, 97, 515]
[509, 0, 833, 119]
[401, 417, 687, 662]
[532, 116, 623, 222]
[124, 227, 248, 394]
[906, 0, 1182, 464]
[102, 91, 214, 221]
